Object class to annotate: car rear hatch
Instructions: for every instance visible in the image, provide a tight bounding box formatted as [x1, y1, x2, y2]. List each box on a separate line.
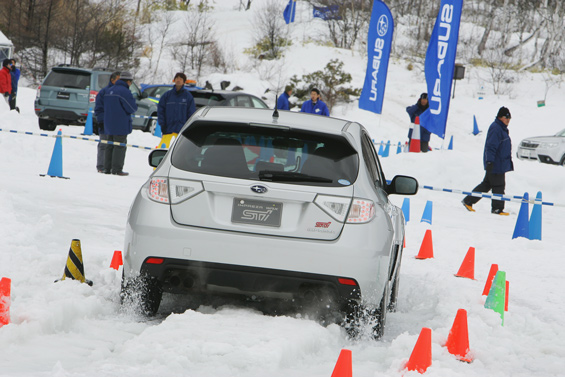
[152, 120, 361, 241]
[38, 68, 91, 110]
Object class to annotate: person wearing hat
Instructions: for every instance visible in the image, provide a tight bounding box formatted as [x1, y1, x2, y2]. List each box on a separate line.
[406, 93, 431, 152]
[0, 59, 12, 105]
[103, 71, 138, 176]
[94, 71, 120, 173]
[462, 106, 514, 215]
[157, 72, 196, 148]
[276, 85, 293, 111]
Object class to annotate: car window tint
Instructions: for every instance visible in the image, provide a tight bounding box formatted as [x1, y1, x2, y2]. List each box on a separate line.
[129, 82, 141, 97]
[361, 133, 382, 187]
[96, 73, 111, 91]
[43, 70, 91, 90]
[235, 96, 252, 107]
[251, 96, 268, 108]
[155, 86, 171, 97]
[171, 121, 359, 187]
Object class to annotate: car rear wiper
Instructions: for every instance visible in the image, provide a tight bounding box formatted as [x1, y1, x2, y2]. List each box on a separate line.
[258, 170, 332, 183]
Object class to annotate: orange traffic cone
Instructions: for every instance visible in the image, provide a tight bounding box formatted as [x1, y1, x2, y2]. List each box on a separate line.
[331, 349, 352, 377]
[445, 309, 473, 363]
[405, 327, 432, 373]
[409, 117, 421, 153]
[415, 229, 433, 259]
[455, 247, 475, 280]
[0, 277, 11, 327]
[505, 281, 509, 312]
[109, 250, 123, 270]
[482, 264, 499, 296]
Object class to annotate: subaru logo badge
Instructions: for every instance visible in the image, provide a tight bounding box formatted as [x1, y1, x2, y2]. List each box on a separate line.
[251, 185, 268, 194]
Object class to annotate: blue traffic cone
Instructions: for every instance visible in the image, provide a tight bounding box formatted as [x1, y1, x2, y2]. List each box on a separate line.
[512, 192, 529, 239]
[382, 140, 390, 157]
[529, 191, 542, 240]
[377, 141, 384, 156]
[421, 200, 433, 225]
[472, 115, 480, 135]
[402, 197, 410, 223]
[154, 121, 162, 138]
[43, 129, 68, 179]
[83, 108, 93, 135]
[396, 142, 402, 154]
[447, 135, 453, 150]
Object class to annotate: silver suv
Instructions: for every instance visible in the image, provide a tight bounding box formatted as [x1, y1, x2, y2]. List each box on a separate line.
[121, 107, 418, 338]
[35, 65, 158, 132]
[517, 128, 565, 166]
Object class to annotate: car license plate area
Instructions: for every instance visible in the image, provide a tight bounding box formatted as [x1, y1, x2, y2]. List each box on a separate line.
[231, 198, 282, 227]
[57, 92, 70, 100]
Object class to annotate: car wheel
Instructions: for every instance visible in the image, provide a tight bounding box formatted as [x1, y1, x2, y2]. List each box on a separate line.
[120, 273, 163, 316]
[388, 246, 403, 312]
[343, 284, 390, 340]
[146, 115, 157, 134]
[39, 118, 57, 131]
[560, 155, 565, 166]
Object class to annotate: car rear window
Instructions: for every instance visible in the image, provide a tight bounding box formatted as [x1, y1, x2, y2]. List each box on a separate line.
[43, 70, 91, 90]
[96, 73, 111, 91]
[171, 121, 359, 187]
[192, 92, 224, 107]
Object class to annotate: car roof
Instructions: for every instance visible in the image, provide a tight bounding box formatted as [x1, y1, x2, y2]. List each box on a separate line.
[196, 106, 352, 135]
[50, 65, 115, 74]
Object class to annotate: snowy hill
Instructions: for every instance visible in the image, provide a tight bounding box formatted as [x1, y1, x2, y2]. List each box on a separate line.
[0, 1, 564, 376]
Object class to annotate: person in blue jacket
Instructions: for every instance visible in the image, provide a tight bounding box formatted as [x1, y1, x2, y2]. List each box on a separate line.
[157, 72, 196, 148]
[300, 88, 329, 116]
[9, 59, 20, 112]
[94, 71, 120, 173]
[406, 93, 430, 152]
[103, 71, 138, 176]
[276, 85, 292, 111]
[462, 106, 514, 215]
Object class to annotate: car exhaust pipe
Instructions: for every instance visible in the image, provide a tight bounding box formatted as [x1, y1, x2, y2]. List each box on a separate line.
[183, 275, 195, 289]
[169, 274, 181, 287]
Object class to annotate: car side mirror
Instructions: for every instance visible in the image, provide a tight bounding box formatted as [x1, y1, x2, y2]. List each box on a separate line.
[141, 91, 148, 99]
[148, 149, 168, 168]
[386, 175, 419, 196]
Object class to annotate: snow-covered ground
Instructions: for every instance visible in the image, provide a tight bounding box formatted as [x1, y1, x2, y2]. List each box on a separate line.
[1, 2, 564, 376]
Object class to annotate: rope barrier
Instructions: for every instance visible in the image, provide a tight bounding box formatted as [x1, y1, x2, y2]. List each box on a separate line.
[1, 127, 561, 207]
[89, 110, 157, 120]
[0, 128, 156, 151]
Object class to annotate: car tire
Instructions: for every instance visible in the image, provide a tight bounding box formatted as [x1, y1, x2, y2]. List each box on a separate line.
[388, 246, 403, 312]
[39, 118, 57, 131]
[121, 273, 163, 316]
[146, 115, 158, 134]
[343, 284, 390, 340]
[560, 155, 565, 166]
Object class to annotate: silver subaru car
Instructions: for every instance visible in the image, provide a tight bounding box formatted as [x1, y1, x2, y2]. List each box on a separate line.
[122, 107, 418, 338]
[516, 128, 565, 166]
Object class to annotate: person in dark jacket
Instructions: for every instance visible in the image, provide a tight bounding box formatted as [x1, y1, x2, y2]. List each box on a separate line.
[157, 72, 196, 148]
[9, 59, 20, 112]
[462, 106, 514, 215]
[94, 71, 120, 173]
[276, 85, 292, 111]
[103, 71, 138, 176]
[406, 93, 430, 152]
[0, 59, 12, 105]
[300, 88, 329, 116]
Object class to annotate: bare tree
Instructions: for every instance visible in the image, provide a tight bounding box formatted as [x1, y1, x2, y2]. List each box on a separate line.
[153, 11, 176, 77]
[250, 0, 290, 60]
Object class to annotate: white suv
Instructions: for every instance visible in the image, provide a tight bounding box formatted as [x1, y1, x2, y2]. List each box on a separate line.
[121, 107, 418, 338]
[517, 128, 565, 166]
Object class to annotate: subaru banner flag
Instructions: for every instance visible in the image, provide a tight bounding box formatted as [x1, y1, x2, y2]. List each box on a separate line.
[313, 5, 341, 20]
[419, 0, 463, 139]
[283, 0, 296, 24]
[359, 0, 394, 114]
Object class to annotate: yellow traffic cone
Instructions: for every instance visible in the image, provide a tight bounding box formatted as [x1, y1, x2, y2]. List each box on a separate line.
[56, 239, 93, 286]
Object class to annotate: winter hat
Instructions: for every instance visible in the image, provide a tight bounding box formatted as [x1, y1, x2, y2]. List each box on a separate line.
[119, 71, 134, 81]
[420, 93, 428, 100]
[2, 59, 11, 68]
[497, 106, 511, 119]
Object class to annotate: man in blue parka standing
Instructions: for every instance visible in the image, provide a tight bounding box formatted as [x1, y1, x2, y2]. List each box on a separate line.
[300, 88, 329, 116]
[103, 71, 138, 176]
[276, 85, 292, 111]
[462, 106, 514, 215]
[94, 71, 120, 173]
[157, 72, 196, 148]
[406, 93, 431, 152]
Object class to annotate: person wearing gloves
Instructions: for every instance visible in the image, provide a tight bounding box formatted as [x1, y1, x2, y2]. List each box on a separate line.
[462, 106, 514, 215]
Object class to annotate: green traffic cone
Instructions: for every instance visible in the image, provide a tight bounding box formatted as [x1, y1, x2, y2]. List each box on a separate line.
[484, 271, 506, 325]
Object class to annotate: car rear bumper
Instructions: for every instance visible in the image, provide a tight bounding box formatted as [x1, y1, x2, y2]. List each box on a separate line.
[35, 106, 89, 125]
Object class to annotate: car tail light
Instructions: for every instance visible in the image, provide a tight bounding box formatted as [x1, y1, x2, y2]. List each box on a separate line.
[346, 199, 375, 224]
[148, 178, 203, 204]
[314, 195, 351, 222]
[338, 278, 358, 286]
[146, 257, 164, 264]
[36, 85, 41, 100]
[89, 90, 98, 103]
